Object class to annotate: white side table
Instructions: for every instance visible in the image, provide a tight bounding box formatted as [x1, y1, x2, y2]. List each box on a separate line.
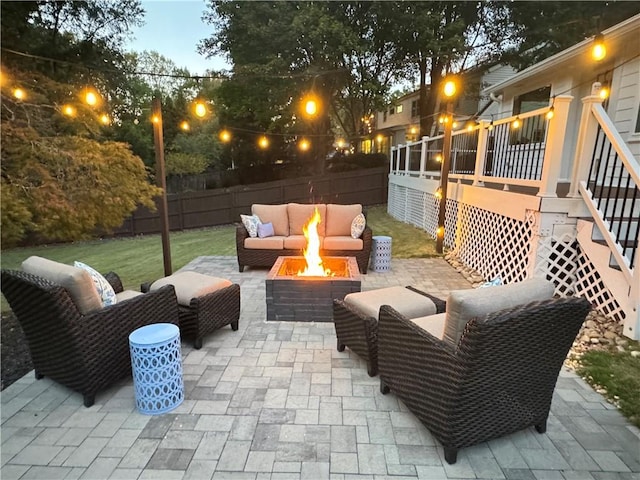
[370, 235, 392, 272]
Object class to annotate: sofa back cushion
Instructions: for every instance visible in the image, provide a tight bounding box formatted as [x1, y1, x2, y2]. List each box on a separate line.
[22, 256, 103, 314]
[288, 203, 326, 237]
[325, 204, 362, 237]
[252, 204, 289, 236]
[443, 277, 555, 347]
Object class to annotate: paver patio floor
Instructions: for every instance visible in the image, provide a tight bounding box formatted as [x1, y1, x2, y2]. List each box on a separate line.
[2, 256, 639, 479]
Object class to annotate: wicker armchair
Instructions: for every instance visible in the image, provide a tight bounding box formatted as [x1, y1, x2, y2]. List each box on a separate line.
[1, 269, 179, 407]
[378, 296, 591, 464]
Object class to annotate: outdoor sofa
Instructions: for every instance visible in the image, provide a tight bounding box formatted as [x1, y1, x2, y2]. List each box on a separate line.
[236, 202, 373, 273]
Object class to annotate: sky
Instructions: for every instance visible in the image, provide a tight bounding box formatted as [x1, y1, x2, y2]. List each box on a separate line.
[126, 0, 230, 75]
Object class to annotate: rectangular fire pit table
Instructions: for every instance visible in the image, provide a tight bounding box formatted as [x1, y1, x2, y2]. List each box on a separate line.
[266, 256, 361, 322]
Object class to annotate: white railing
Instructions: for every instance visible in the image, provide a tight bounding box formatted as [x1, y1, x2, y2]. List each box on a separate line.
[390, 95, 573, 196]
[570, 86, 639, 338]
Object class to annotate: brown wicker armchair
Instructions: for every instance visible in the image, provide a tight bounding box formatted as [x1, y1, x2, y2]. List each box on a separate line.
[1, 269, 179, 407]
[378, 296, 591, 464]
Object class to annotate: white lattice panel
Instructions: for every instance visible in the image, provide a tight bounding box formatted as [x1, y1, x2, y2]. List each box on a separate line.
[444, 199, 458, 249]
[453, 204, 533, 284]
[574, 245, 626, 323]
[387, 184, 406, 222]
[534, 233, 579, 296]
[406, 189, 427, 229]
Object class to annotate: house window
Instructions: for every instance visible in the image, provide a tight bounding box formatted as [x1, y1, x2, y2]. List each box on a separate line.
[411, 100, 419, 118]
[396, 104, 403, 113]
[383, 111, 387, 122]
[511, 86, 551, 145]
[389, 106, 395, 115]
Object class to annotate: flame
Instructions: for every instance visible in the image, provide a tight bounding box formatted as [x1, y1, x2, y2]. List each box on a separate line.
[298, 208, 332, 276]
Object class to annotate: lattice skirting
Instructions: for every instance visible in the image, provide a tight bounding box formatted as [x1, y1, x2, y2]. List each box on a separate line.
[387, 182, 625, 324]
[452, 204, 534, 285]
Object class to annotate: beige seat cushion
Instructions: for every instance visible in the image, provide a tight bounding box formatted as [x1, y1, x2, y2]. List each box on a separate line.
[288, 203, 326, 237]
[22, 256, 102, 314]
[252, 204, 289, 236]
[410, 312, 447, 339]
[283, 235, 308, 250]
[244, 236, 285, 250]
[444, 277, 555, 347]
[323, 236, 363, 251]
[150, 271, 232, 306]
[325, 204, 362, 237]
[116, 290, 144, 302]
[345, 286, 437, 320]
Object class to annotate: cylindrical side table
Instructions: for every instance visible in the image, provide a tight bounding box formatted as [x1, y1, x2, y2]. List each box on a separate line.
[370, 235, 392, 272]
[129, 323, 184, 415]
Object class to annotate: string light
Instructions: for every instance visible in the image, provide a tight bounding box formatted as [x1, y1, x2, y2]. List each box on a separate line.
[512, 116, 521, 129]
[488, 120, 494, 131]
[83, 89, 99, 106]
[151, 114, 160, 124]
[194, 101, 207, 118]
[434, 187, 443, 199]
[599, 86, 610, 100]
[435, 153, 443, 163]
[62, 104, 75, 117]
[592, 34, 606, 61]
[546, 106, 555, 120]
[180, 121, 190, 131]
[299, 138, 310, 151]
[219, 129, 231, 142]
[100, 113, 111, 125]
[258, 135, 269, 149]
[13, 88, 25, 100]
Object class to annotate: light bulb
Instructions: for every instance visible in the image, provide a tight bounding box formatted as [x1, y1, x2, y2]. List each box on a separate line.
[219, 130, 231, 142]
[194, 102, 207, 117]
[13, 88, 25, 100]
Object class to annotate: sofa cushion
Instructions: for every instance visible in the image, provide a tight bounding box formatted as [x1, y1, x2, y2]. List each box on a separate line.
[150, 271, 232, 306]
[323, 236, 363, 251]
[444, 277, 555, 347]
[244, 236, 285, 250]
[288, 203, 326, 237]
[74, 261, 117, 307]
[326, 204, 362, 237]
[22, 256, 103, 314]
[410, 312, 447, 339]
[283, 235, 308, 250]
[252, 204, 289, 236]
[345, 286, 437, 320]
[116, 290, 144, 302]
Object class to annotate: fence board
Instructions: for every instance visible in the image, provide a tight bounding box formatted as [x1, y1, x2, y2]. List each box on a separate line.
[111, 167, 388, 237]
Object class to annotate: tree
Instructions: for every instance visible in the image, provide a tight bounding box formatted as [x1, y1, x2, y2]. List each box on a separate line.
[501, 1, 640, 69]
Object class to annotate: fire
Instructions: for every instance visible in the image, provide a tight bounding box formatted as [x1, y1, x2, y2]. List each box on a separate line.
[298, 208, 332, 276]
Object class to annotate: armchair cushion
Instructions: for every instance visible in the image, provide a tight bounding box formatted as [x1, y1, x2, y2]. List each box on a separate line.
[410, 312, 447, 339]
[22, 256, 102, 314]
[444, 277, 555, 347]
[116, 290, 144, 302]
[74, 261, 117, 307]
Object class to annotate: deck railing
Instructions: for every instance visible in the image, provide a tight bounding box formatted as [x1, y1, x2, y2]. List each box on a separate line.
[390, 95, 573, 196]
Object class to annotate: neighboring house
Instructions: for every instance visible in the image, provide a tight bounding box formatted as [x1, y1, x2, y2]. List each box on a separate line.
[375, 63, 516, 148]
[387, 14, 640, 339]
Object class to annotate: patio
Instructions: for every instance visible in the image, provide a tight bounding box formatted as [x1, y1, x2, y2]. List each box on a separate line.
[1, 256, 639, 480]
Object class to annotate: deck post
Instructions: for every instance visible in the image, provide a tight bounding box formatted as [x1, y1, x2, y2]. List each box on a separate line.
[473, 120, 488, 186]
[419, 136, 428, 178]
[537, 95, 573, 198]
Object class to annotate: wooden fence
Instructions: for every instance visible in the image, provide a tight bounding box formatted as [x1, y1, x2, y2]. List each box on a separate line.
[113, 167, 389, 236]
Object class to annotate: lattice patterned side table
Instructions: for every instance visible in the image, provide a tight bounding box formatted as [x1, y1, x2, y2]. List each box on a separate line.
[370, 235, 392, 272]
[129, 323, 184, 415]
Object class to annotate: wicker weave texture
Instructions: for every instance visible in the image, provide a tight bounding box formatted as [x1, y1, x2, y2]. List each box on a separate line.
[377, 296, 591, 461]
[1, 269, 180, 407]
[236, 224, 373, 273]
[332, 287, 446, 376]
[181, 283, 241, 348]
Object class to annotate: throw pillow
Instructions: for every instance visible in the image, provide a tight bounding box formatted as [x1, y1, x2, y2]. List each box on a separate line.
[350, 213, 366, 239]
[240, 214, 261, 238]
[258, 222, 275, 238]
[478, 276, 502, 288]
[73, 261, 117, 307]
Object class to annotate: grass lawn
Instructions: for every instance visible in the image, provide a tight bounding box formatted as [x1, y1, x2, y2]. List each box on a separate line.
[577, 349, 640, 428]
[1, 204, 437, 300]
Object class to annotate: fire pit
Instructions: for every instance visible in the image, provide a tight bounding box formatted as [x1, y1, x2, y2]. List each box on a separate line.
[266, 256, 361, 322]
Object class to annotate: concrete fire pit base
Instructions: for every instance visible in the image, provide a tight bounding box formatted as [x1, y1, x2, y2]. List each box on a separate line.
[266, 256, 361, 322]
